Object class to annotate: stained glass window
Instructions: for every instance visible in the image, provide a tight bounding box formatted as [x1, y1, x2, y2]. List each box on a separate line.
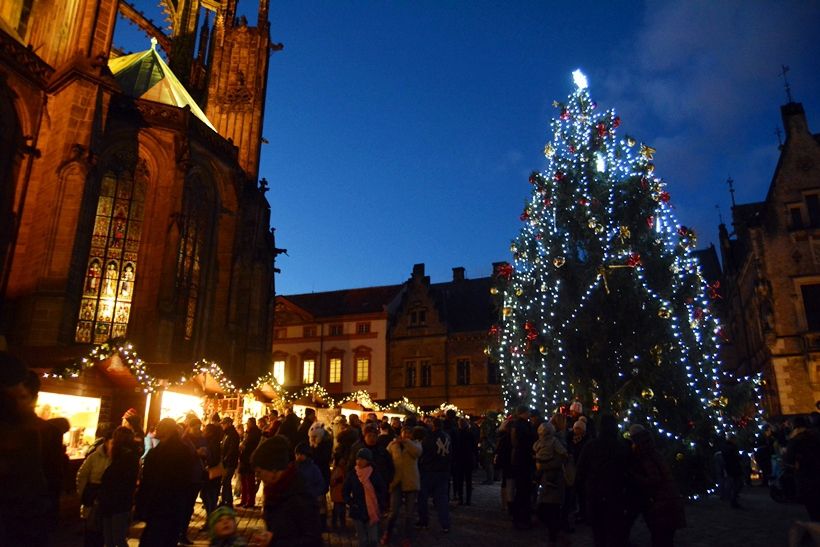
[176, 175, 213, 341]
[76, 165, 146, 343]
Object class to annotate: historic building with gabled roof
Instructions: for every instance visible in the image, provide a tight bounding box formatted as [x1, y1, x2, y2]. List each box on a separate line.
[272, 263, 503, 414]
[0, 0, 281, 414]
[719, 100, 820, 415]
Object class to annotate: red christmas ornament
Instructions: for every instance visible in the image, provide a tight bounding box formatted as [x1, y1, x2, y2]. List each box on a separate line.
[596, 122, 607, 137]
[627, 252, 642, 267]
[524, 322, 534, 331]
[677, 225, 688, 236]
[708, 281, 722, 300]
[544, 198, 552, 207]
[560, 108, 570, 120]
[535, 234, 542, 240]
[659, 191, 671, 203]
[495, 263, 513, 279]
[488, 325, 500, 336]
[529, 174, 537, 185]
[612, 116, 621, 128]
[646, 215, 655, 227]
[527, 330, 538, 341]
[554, 171, 565, 181]
[520, 210, 530, 221]
[578, 198, 588, 206]
[568, 145, 576, 154]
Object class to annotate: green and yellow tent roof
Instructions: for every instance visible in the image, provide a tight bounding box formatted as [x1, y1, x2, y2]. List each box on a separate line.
[109, 39, 215, 131]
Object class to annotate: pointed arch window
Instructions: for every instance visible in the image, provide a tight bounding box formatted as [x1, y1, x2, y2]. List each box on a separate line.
[76, 161, 146, 343]
[176, 173, 214, 341]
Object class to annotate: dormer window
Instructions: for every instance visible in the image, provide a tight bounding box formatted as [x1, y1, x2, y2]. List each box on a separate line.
[410, 307, 427, 326]
[806, 194, 820, 227]
[789, 205, 804, 230]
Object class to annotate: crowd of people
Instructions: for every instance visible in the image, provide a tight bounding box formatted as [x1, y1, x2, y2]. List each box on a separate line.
[3, 350, 820, 547]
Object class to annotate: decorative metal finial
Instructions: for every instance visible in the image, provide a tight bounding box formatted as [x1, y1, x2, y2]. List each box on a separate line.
[779, 65, 794, 103]
[727, 177, 736, 208]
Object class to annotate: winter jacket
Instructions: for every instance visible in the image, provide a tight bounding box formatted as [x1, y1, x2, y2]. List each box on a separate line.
[533, 428, 568, 505]
[576, 432, 631, 519]
[629, 443, 686, 531]
[277, 414, 301, 448]
[238, 425, 263, 474]
[135, 434, 196, 520]
[221, 425, 240, 468]
[784, 427, 820, 505]
[297, 459, 326, 499]
[387, 437, 422, 491]
[343, 465, 388, 523]
[98, 446, 140, 516]
[420, 429, 451, 473]
[455, 426, 478, 468]
[76, 444, 111, 503]
[330, 464, 346, 504]
[262, 464, 322, 547]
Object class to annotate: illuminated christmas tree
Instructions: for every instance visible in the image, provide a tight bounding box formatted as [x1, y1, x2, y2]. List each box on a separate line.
[491, 70, 735, 453]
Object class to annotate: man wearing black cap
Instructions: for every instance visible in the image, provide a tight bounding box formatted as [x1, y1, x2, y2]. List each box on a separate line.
[252, 435, 322, 547]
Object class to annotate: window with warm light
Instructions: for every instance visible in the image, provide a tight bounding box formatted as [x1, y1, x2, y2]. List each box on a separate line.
[355, 357, 370, 383]
[328, 357, 342, 383]
[76, 163, 146, 344]
[273, 360, 285, 385]
[302, 359, 315, 384]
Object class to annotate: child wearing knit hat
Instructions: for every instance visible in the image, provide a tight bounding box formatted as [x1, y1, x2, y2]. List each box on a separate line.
[207, 505, 272, 546]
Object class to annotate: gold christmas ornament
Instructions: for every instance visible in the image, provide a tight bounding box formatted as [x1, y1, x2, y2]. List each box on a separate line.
[502, 307, 512, 317]
[553, 256, 566, 268]
[626, 136, 636, 147]
[641, 388, 655, 400]
[619, 225, 631, 242]
[594, 224, 605, 234]
[658, 307, 672, 319]
[515, 288, 523, 297]
[675, 453, 685, 462]
[588, 218, 597, 229]
[543, 143, 555, 157]
[646, 163, 655, 174]
[719, 396, 729, 407]
[490, 287, 499, 295]
[510, 243, 518, 253]
[539, 345, 547, 355]
[484, 346, 491, 356]
[640, 144, 656, 160]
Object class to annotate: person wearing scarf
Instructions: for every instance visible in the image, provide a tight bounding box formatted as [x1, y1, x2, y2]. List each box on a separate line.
[344, 448, 387, 547]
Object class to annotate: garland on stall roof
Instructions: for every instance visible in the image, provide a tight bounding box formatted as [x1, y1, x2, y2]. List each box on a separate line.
[44, 339, 158, 393]
[171, 359, 238, 393]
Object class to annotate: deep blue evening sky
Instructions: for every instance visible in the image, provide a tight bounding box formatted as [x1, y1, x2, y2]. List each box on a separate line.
[116, 1, 820, 295]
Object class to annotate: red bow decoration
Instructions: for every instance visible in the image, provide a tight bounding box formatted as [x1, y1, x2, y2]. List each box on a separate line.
[659, 191, 671, 203]
[488, 325, 500, 336]
[554, 170, 565, 181]
[627, 252, 642, 267]
[612, 116, 621, 128]
[560, 109, 570, 120]
[597, 122, 607, 137]
[708, 281, 722, 299]
[495, 263, 513, 279]
[520, 210, 530, 221]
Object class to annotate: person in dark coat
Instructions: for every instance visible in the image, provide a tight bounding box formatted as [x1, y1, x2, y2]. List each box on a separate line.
[347, 424, 394, 498]
[238, 417, 263, 508]
[783, 416, 820, 521]
[277, 408, 301, 448]
[252, 435, 322, 547]
[721, 435, 744, 508]
[627, 425, 685, 547]
[509, 405, 535, 529]
[567, 418, 590, 523]
[180, 417, 207, 543]
[576, 413, 632, 547]
[220, 417, 240, 507]
[344, 448, 387, 547]
[0, 353, 49, 547]
[453, 417, 478, 505]
[136, 418, 196, 547]
[202, 423, 223, 518]
[99, 426, 140, 547]
[296, 408, 317, 448]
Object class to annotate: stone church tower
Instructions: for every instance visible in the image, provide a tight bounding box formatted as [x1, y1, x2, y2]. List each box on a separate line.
[0, 0, 282, 385]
